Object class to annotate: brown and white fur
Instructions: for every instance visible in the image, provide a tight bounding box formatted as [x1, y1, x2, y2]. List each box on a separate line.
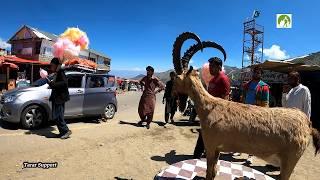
[172, 68, 320, 180]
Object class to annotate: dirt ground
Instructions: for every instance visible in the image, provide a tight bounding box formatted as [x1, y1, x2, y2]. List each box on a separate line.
[0, 92, 319, 180]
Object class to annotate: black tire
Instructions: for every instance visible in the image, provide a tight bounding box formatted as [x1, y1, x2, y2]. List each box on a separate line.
[103, 104, 116, 119]
[21, 105, 46, 129]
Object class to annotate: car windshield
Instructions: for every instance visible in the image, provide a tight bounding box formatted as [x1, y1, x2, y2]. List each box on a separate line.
[32, 75, 54, 87]
[32, 78, 48, 87]
[16, 81, 31, 88]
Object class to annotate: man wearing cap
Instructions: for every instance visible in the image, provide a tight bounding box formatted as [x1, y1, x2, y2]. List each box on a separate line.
[47, 58, 71, 139]
[138, 66, 165, 129]
[193, 57, 230, 158]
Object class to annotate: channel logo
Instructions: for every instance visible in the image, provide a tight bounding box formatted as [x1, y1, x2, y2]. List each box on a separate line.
[276, 14, 292, 28]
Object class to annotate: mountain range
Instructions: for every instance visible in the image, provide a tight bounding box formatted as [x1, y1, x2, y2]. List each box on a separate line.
[111, 51, 320, 83]
[132, 65, 241, 83]
[109, 70, 145, 78]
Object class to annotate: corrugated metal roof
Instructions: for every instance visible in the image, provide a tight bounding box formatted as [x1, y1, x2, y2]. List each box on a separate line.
[255, 51, 320, 72]
[252, 60, 320, 73]
[26, 25, 58, 41]
[283, 55, 309, 62]
[274, 52, 320, 66]
[26, 26, 110, 59]
[32, 30, 51, 40]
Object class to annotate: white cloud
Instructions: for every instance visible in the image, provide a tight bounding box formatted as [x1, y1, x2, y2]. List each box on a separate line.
[190, 59, 194, 64]
[0, 38, 11, 49]
[132, 67, 143, 71]
[244, 54, 250, 60]
[259, 45, 289, 60]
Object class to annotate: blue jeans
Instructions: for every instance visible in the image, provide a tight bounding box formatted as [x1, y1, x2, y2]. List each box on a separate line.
[52, 103, 69, 134]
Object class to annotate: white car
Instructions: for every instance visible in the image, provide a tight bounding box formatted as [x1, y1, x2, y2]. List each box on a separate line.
[129, 86, 138, 91]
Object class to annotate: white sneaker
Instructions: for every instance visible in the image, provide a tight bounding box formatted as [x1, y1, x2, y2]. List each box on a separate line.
[247, 155, 254, 164]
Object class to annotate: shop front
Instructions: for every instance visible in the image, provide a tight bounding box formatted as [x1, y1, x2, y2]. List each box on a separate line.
[246, 60, 320, 128]
[0, 56, 49, 91]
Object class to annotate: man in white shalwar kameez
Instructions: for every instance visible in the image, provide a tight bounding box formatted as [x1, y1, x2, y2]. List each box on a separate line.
[282, 71, 311, 119]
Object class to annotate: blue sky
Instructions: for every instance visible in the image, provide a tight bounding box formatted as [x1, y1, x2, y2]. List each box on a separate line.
[1, 0, 319, 75]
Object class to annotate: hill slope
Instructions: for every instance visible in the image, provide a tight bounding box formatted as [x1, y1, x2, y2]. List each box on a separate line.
[288, 51, 320, 66]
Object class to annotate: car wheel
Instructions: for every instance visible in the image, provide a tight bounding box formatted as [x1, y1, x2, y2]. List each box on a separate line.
[104, 104, 116, 119]
[21, 105, 46, 129]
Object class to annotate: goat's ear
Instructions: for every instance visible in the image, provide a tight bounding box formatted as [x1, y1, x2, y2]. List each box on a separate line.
[186, 66, 194, 76]
[195, 70, 200, 76]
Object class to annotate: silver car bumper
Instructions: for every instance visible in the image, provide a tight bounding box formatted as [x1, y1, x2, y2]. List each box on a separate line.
[0, 102, 21, 123]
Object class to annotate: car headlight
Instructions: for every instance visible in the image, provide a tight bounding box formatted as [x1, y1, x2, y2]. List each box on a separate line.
[4, 95, 17, 103]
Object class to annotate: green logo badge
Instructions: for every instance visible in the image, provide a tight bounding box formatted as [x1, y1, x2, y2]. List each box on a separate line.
[277, 14, 292, 28]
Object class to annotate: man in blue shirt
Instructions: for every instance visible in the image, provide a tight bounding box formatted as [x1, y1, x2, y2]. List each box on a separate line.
[241, 66, 270, 164]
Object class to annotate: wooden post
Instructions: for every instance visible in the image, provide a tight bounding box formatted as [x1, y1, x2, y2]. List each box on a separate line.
[31, 64, 34, 83]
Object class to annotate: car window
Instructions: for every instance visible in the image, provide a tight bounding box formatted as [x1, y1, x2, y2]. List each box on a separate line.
[32, 78, 48, 87]
[67, 75, 83, 88]
[87, 76, 105, 88]
[32, 75, 54, 87]
[17, 81, 30, 88]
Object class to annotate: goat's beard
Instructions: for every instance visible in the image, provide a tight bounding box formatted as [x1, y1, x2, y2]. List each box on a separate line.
[178, 94, 188, 112]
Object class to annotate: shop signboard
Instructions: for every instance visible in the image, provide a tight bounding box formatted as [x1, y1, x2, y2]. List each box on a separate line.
[240, 70, 287, 83]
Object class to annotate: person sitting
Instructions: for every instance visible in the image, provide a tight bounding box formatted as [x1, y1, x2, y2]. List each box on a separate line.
[90, 78, 103, 88]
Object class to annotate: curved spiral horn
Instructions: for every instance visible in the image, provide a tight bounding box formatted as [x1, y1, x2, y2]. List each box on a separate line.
[181, 41, 227, 68]
[172, 32, 202, 75]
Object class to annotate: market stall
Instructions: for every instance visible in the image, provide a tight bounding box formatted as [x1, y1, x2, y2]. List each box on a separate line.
[247, 60, 320, 128]
[0, 55, 49, 91]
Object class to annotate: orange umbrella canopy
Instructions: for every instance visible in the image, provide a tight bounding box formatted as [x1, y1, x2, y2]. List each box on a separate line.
[1, 62, 19, 69]
[64, 57, 97, 69]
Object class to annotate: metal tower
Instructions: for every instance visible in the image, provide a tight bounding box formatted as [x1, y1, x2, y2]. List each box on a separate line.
[242, 18, 264, 68]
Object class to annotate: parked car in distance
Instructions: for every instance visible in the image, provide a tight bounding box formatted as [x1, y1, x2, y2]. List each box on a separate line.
[16, 80, 31, 88]
[129, 85, 138, 91]
[0, 71, 117, 129]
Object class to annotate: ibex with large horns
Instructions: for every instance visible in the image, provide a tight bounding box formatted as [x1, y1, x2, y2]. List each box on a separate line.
[171, 32, 320, 180]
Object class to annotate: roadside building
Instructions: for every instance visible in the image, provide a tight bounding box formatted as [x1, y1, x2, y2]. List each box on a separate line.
[240, 51, 320, 128]
[79, 49, 111, 73]
[0, 56, 49, 90]
[0, 25, 111, 91]
[7, 25, 111, 72]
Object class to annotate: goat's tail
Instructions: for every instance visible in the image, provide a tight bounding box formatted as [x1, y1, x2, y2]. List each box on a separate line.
[311, 128, 320, 156]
